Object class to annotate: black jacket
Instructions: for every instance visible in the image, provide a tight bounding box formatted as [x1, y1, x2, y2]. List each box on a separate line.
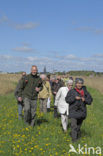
[65, 86, 93, 119]
[51, 80, 64, 96]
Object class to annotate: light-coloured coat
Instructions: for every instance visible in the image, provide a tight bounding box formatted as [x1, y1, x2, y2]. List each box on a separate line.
[54, 87, 69, 115]
[38, 81, 52, 99]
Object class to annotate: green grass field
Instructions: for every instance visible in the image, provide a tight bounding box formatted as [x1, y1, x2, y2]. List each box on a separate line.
[0, 87, 103, 156]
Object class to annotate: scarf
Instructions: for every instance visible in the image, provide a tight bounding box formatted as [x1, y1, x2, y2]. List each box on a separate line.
[75, 88, 84, 97]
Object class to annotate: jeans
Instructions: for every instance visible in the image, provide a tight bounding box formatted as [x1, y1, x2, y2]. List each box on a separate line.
[18, 102, 23, 119]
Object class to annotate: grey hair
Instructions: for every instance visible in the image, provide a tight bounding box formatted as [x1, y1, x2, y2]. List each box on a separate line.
[40, 74, 47, 79]
[66, 79, 73, 85]
[75, 78, 84, 84]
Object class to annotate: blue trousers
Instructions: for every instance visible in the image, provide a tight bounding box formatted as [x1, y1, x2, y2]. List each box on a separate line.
[18, 102, 23, 119]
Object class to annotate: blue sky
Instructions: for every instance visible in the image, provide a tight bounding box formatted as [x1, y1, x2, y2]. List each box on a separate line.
[0, 0, 103, 73]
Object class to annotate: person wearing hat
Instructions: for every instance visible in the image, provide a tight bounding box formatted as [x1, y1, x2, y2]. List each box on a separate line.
[54, 79, 73, 132]
[65, 78, 93, 142]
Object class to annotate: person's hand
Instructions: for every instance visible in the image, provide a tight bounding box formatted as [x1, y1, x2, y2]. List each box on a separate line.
[82, 97, 85, 102]
[18, 97, 22, 102]
[75, 96, 81, 100]
[35, 87, 40, 92]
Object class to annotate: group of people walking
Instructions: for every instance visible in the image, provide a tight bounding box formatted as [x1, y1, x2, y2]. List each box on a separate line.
[14, 65, 93, 142]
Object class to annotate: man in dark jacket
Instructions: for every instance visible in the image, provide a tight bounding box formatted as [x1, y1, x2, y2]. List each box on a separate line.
[17, 65, 43, 127]
[57, 76, 64, 87]
[14, 72, 26, 120]
[65, 78, 93, 142]
[51, 76, 64, 118]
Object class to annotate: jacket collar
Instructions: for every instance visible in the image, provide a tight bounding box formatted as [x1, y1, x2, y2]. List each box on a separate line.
[30, 73, 37, 78]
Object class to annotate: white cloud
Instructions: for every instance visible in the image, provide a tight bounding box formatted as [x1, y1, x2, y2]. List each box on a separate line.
[0, 15, 8, 24]
[75, 27, 94, 32]
[12, 46, 33, 52]
[27, 57, 38, 61]
[74, 26, 103, 35]
[22, 42, 30, 46]
[0, 55, 13, 60]
[93, 53, 103, 58]
[0, 14, 39, 30]
[0, 53, 103, 73]
[66, 54, 77, 60]
[14, 22, 39, 30]
[12, 43, 37, 53]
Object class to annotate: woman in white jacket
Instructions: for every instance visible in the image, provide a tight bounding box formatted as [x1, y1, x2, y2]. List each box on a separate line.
[54, 79, 73, 132]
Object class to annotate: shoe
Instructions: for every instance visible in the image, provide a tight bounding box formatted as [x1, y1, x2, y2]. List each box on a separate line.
[18, 115, 22, 120]
[47, 108, 50, 112]
[72, 137, 80, 143]
[64, 130, 67, 133]
[30, 119, 35, 127]
[72, 139, 77, 143]
[78, 131, 81, 138]
[72, 138, 79, 142]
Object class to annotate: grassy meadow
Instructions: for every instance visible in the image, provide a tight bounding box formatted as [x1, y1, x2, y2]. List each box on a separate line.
[0, 74, 21, 95]
[0, 74, 103, 156]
